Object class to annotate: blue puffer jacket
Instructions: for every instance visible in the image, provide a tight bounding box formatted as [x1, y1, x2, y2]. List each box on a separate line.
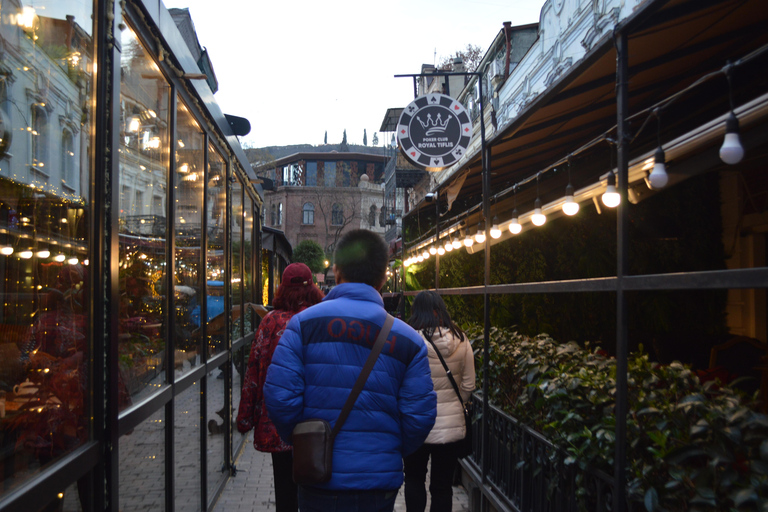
[264, 282, 436, 491]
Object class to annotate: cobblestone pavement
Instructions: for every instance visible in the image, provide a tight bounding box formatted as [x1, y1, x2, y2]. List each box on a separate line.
[214, 434, 470, 512]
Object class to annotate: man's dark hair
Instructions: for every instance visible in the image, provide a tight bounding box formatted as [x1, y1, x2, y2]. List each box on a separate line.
[334, 229, 389, 288]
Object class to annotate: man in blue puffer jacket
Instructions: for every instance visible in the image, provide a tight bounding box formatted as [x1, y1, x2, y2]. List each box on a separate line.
[264, 229, 437, 512]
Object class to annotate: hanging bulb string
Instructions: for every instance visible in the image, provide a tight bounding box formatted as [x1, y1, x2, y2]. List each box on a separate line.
[404, 45, 768, 250]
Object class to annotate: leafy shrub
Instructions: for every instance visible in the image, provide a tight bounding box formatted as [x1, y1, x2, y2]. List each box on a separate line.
[465, 324, 768, 511]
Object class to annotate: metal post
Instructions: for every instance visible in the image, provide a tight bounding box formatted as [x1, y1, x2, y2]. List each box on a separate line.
[478, 76, 491, 495]
[614, 31, 630, 512]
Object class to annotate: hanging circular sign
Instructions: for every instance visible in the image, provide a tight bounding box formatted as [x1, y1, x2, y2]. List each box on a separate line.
[396, 93, 472, 171]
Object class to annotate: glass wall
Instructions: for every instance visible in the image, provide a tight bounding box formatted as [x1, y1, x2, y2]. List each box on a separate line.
[0, 2, 263, 510]
[118, 25, 171, 408]
[206, 147, 226, 359]
[0, 0, 94, 498]
[174, 99, 204, 377]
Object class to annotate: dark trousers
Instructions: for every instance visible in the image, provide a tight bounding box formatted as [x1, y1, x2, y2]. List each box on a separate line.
[403, 441, 461, 512]
[272, 451, 299, 512]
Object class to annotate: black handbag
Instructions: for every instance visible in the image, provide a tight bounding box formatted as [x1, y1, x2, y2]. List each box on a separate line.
[291, 314, 395, 485]
[425, 330, 473, 459]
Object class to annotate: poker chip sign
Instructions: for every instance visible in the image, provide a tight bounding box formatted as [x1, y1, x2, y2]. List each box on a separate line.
[396, 93, 472, 171]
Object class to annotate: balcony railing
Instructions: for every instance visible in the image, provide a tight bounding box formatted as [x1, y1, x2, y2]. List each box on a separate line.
[462, 395, 626, 512]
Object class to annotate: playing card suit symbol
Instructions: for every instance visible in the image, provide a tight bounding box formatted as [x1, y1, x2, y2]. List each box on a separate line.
[465, 127, 470, 132]
[455, 105, 460, 110]
[401, 129, 406, 134]
[410, 152, 416, 157]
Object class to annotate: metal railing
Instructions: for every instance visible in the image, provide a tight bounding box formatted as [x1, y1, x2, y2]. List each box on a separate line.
[464, 394, 623, 512]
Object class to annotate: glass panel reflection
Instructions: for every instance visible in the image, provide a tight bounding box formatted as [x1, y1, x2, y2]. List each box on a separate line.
[173, 99, 203, 378]
[120, 410, 166, 511]
[118, 25, 170, 407]
[175, 381, 201, 512]
[205, 362, 227, 503]
[0, 0, 94, 495]
[231, 178, 242, 341]
[205, 147, 225, 359]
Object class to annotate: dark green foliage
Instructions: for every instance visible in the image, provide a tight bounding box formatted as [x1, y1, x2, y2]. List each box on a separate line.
[404, 172, 728, 363]
[467, 324, 768, 512]
[291, 239, 325, 273]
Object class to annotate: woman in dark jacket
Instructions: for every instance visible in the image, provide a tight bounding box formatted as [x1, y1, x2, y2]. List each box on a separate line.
[236, 263, 324, 512]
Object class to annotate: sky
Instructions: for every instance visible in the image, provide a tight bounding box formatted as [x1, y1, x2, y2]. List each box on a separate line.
[162, 0, 546, 149]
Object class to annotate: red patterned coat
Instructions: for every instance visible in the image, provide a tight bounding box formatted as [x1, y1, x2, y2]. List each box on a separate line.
[236, 308, 300, 452]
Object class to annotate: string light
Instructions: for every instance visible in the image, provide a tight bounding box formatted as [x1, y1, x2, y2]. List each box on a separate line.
[463, 231, 474, 247]
[562, 161, 579, 216]
[474, 221, 486, 244]
[720, 63, 744, 165]
[648, 109, 669, 189]
[531, 175, 546, 226]
[602, 172, 620, 208]
[451, 235, 461, 250]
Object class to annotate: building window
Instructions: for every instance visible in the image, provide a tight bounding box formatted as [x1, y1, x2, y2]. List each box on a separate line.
[306, 161, 317, 186]
[302, 202, 314, 224]
[271, 204, 276, 225]
[368, 204, 377, 227]
[31, 105, 48, 170]
[331, 203, 343, 225]
[324, 161, 336, 187]
[277, 202, 283, 225]
[62, 129, 75, 186]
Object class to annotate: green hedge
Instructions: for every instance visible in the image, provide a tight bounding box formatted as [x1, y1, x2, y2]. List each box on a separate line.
[465, 325, 768, 511]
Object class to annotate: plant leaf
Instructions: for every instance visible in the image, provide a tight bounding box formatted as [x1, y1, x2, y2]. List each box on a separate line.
[644, 487, 659, 512]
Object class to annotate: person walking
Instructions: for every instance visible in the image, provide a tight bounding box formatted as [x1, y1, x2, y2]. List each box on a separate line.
[236, 263, 324, 512]
[264, 229, 437, 512]
[403, 291, 476, 512]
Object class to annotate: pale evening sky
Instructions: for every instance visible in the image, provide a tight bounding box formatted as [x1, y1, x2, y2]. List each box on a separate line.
[162, 0, 546, 149]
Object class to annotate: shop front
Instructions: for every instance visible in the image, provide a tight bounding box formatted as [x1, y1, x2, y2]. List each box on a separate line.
[0, 1, 263, 511]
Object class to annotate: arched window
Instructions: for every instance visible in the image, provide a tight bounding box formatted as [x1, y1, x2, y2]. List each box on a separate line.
[331, 203, 343, 226]
[368, 204, 377, 227]
[61, 129, 75, 186]
[31, 105, 48, 170]
[302, 202, 314, 225]
[270, 204, 276, 225]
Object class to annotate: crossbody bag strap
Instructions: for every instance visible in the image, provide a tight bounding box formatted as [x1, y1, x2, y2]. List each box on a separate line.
[331, 313, 395, 439]
[425, 330, 465, 408]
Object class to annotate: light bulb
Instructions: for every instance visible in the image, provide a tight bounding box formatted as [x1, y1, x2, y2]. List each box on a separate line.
[451, 237, 461, 250]
[444, 240, 453, 252]
[508, 210, 522, 234]
[422, 250, 429, 259]
[463, 234, 474, 247]
[437, 246, 445, 255]
[489, 216, 502, 239]
[531, 199, 546, 226]
[20, 250, 33, 259]
[404, 259, 411, 267]
[429, 246, 437, 255]
[36, 250, 50, 258]
[562, 184, 579, 216]
[54, 254, 66, 262]
[602, 172, 621, 207]
[1, 247, 14, 255]
[417, 255, 424, 263]
[647, 147, 668, 190]
[719, 112, 744, 165]
[474, 222, 485, 244]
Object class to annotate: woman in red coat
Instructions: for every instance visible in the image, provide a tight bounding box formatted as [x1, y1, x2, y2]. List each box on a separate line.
[236, 263, 324, 512]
